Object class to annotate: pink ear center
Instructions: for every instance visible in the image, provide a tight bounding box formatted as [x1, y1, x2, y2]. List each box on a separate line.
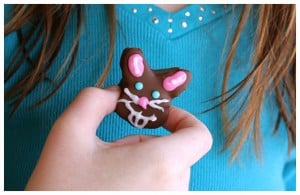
[163, 71, 187, 91]
[128, 54, 144, 77]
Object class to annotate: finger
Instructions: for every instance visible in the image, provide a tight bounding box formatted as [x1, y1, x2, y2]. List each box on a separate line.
[161, 106, 213, 166]
[110, 135, 159, 147]
[54, 86, 121, 136]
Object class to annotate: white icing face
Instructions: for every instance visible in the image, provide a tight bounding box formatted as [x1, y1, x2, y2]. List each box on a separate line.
[118, 88, 169, 128]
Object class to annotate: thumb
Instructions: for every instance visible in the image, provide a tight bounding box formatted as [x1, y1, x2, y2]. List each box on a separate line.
[53, 86, 121, 137]
[161, 106, 213, 166]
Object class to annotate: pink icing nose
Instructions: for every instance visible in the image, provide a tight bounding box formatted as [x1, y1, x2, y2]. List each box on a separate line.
[138, 96, 149, 110]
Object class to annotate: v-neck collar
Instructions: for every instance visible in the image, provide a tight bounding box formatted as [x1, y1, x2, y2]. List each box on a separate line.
[117, 4, 233, 39]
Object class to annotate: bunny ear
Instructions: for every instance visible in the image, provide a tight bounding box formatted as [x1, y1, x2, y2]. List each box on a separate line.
[163, 71, 187, 91]
[128, 54, 144, 77]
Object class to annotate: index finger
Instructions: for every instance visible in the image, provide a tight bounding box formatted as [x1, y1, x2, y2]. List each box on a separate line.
[54, 86, 121, 137]
[162, 106, 213, 166]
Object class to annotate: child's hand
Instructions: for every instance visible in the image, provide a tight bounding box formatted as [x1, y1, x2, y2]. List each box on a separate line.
[25, 86, 212, 190]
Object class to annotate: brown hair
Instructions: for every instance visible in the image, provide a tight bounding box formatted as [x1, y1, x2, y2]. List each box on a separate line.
[4, 4, 295, 161]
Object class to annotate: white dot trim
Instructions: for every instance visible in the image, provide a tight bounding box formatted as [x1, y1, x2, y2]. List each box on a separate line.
[126, 5, 228, 37]
[132, 8, 137, 13]
[181, 21, 188, 28]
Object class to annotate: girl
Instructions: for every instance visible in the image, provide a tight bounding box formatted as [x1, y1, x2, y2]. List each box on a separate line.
[4, 4, 295, 190]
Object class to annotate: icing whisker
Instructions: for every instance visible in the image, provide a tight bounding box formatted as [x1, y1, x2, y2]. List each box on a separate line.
[148, 99, 169, 112]
[124, 88, 139, 104]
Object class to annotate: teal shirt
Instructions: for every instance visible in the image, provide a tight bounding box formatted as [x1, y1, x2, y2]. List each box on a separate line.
[4, 4, 296, 190]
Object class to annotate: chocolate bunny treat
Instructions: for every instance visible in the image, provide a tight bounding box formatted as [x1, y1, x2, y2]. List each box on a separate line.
[115, 48, 191, 128]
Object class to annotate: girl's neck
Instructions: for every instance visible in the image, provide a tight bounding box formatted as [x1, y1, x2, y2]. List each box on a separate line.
[155, 4, 187, 12]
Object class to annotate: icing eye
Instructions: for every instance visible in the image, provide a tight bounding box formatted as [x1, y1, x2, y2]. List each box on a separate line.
[135, 82, 143, 90]
[152, 90, 160, 99]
